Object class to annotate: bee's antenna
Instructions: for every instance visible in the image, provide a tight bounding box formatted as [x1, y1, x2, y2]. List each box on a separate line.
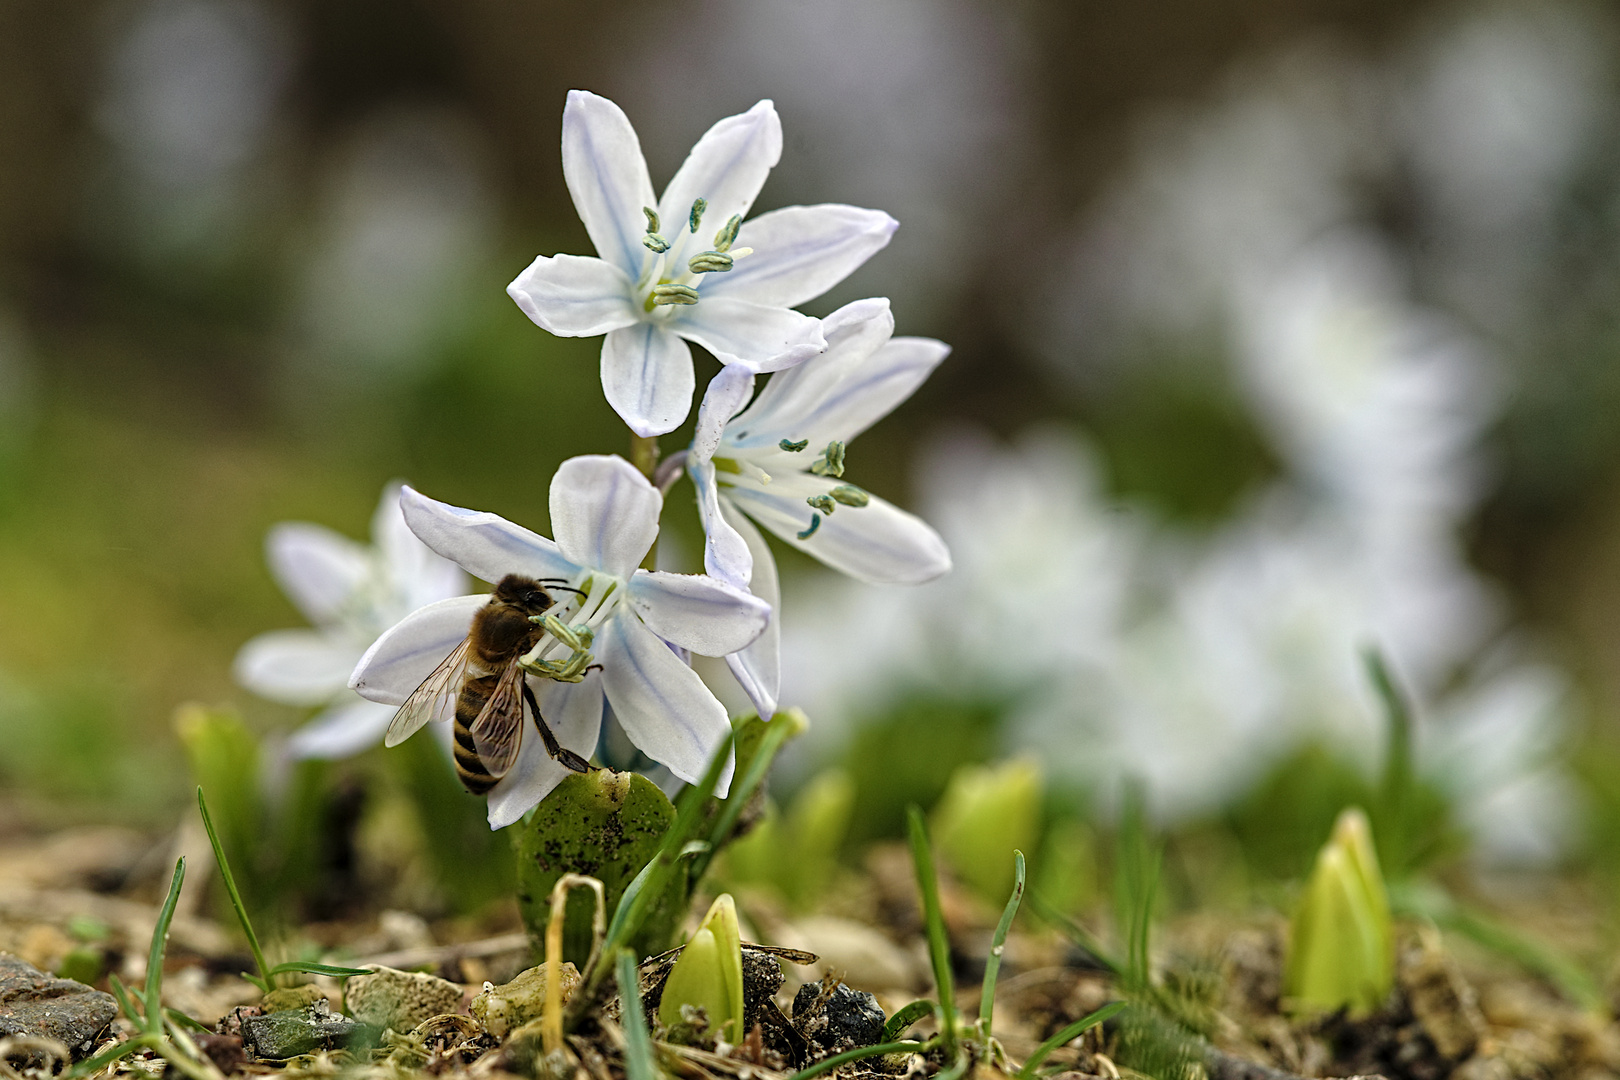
[547, 585, 587, 597]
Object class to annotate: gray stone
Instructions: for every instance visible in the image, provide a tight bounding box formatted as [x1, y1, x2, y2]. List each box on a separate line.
[344, 965, 464, 1033]
[0, 951, 117, 1061]
[792, 980, 886, 1052]
[241, 999, 371, 1059]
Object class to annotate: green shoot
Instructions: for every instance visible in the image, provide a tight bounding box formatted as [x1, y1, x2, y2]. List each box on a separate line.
[882, 1000, 934, 1041]
[144, 857, 186, 1034]
[906, 805, 957, 1051]
[616, 949, 660, 1080]
[785, 1040, 927, 1080]
[197, 787, 366, 992]
[1015, 1001, 1126, 1079]
[978, 849, 1025, 1037]
[1115, 784, 1161, 993]
[1026, 893, 1121, 975]
[1284, 808, 1393, 1015]
[1365, 648, 1414, 876]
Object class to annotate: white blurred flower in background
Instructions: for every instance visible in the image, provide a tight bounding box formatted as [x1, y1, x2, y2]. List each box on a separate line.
[785, 4, 1592, 864]
[234, 482, 467, 760]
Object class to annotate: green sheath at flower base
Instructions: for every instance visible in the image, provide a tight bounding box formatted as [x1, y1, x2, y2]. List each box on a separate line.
[1284, 807, 1393, 1015]
[657, 893, 744, 1043]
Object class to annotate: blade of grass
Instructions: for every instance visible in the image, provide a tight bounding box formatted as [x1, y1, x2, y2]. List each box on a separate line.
[108, 974, 144, 1027]
[1015, 1001, 1126, 1079]
[64, 1033, 157, 1078]
[616, 949, 659, 1080]
[785, 1040, 927, 1080]
[143, 858, 186, 1035]
[906, 806, 956, 1051]
[197, 788, 271, 991]
[1365, 648, 1414, 876]
[163, 1009, 211, 1033]
[688, 714, 796, 882]
[882, 1000, 934, 1041]
[265, 962, 371, 979]
[1026, 894, 1120, 975]
[979, 849, 1026, 1036]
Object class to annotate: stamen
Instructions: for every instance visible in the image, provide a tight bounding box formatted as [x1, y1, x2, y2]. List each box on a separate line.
[809, 441, 846, 478]
[652, 284, 701, 306]
[688, 251, 734, 274]
[644, 207, 660, 233]
[689, 198, 707, 233]
[643, 234, 670, 253]
[806, 494, 836, 515]
[797, 513, 822, 540]
[830, 484, 870, 507]
[779, 438, 809, 452]
[713, 214, 741, 252]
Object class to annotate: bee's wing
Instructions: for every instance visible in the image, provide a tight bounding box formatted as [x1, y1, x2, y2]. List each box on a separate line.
[385, 638, 473, 748]
[468, 659, 527, 781]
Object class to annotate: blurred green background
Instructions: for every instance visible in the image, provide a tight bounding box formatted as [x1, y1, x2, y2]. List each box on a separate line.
[6, 0, 1620, 921]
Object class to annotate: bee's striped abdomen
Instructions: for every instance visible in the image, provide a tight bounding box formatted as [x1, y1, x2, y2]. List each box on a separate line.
[452, 674, 500, 795]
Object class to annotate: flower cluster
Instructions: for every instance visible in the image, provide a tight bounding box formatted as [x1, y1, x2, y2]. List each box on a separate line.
[237, 92, 951, 827]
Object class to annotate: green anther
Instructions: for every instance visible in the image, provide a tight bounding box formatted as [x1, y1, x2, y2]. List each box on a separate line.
[713, 214, 741, 252]
[689, 198, 707, 232]
[779, 438, 809, 452]
[643, 234, 669, 253]
[652, 284, 701, 306]
[539, 614, 593, 652]
[806, 494, 836, 515]
[688, 251, 734, 274]
[809, 441, 846, 478]
[797, 513, 822, 540]
[644, 207, 661, 233]
[830, 484, 869, 507]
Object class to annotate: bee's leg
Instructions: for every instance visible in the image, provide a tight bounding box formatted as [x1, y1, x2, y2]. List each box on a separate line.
[522, 681, 593, 773]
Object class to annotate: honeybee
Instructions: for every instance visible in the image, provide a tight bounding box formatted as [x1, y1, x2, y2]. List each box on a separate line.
[386, 574, 595, 794]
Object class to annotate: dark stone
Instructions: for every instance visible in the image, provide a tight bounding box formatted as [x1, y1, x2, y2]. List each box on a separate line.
[740, 949, 785, 1035]
[194, 1032, 247, 1072]
[240, 999, 373, 1059]
[0, 951, 118, 1061]
[792, 980, 886, 1053]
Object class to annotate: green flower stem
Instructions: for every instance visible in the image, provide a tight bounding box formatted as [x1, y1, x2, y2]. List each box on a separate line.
[631, 434, 660, 571]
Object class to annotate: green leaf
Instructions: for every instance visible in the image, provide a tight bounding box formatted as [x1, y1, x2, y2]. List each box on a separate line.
[882, 1000, 935, 1041]
[515, 770, 678, 967]
[1284, 808, 1392, 1014]
[786, 1040, 927, 1080]
[657, 895, 744, 1043]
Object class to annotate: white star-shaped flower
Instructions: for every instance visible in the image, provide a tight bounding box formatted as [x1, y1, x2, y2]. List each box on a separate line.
[349, 455, 770, 828]
[685, 298, 952, 717]
[234, 482, 468, 759]
[508, 90, 898, 437]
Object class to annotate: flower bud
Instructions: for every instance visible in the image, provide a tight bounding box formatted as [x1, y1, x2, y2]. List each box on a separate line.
[1284, 807, 1393, 1014]
[658, 893, 744, 1043]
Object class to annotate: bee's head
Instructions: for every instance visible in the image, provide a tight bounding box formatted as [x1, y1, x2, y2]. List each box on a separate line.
[493, 574, 555, 615]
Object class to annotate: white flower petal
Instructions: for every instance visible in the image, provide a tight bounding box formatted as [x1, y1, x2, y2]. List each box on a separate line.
[266, 523, 370, 628]
[507, 254, 641, 337]
[675, 297, 824, 373]
[627, 570, 769, 656]
[401, 487, 576, 585]
[235, 629, 361, 706]
[599, 614, 734, 794]
[486, 674, 606, 829]
[700, 205, 898, 309]
[721, 506, 780, 719]
[350, 593, 487, 704]
[602, 323, 695, 437]
[724, 472, 952, 585]
[656, 100, 781, 248]
[561, 90, 657, 278]
[691, 459, 753, 587]
[550, 455, 661, 579]
[285, 697, 397, 761]
[693, 364, 756, 464]
[729, 298, 895, 445]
